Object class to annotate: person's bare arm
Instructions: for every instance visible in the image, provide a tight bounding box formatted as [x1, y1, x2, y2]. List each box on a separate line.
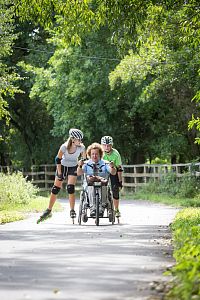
[117, 165, 123, 181]
[77, 159, 84, 176]
[109, 161, 117, 175]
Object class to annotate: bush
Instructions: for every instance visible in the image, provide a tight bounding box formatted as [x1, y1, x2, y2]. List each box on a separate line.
[0, 172, 39, 207]
[141, 172, 200, 199]
[166, 208, 200, 300]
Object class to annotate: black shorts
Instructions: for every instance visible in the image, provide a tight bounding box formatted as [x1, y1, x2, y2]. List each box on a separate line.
[56, 165, 77, 180]
[110, 174, 120, 200]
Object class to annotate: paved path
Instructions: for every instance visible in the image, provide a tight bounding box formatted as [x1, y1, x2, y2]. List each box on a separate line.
[0, 200, 179, 300]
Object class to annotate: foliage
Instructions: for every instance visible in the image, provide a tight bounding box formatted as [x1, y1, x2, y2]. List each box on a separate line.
[0, 21, 61, 168]
[28, 29, 119, 144]
[1, 0, 199, 167]
[166, 208, 200, 300]
[13, 1, 199, 49]
[0, 172, 38, 207]
[137, 172, 200, 199]
[14, 0, 99, 45]
[109, 3, 200, 162]
[0, 172, 63, 224]
[0, 211, 24, 224]
[13, 0, 156, 51]
[131, 190, 200, 207]
[0, 195, 62, 224]
[146, 157, 169, 164]
[0, 0, 21, 121]
[189, 103, 200, 145]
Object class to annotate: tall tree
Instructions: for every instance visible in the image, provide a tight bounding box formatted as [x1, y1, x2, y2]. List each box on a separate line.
[0, 0, 21, 165]
[1, 19, 60, 168]
[28, 28, 119, 145]
[109, 3, 200, 162]
[0, 0, 19, 121]
[4, 0, 199, 165]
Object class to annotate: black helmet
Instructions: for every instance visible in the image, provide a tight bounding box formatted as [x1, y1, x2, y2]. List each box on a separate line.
[101, 136, 113, 145]
[69, 128, 83, 140]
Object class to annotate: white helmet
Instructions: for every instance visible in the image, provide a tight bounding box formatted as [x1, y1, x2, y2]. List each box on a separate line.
[101, 136, 113, 145]
[69, 128, 83, 140]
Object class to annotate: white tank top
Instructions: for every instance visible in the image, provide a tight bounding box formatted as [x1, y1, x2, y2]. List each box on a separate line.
[60, 144, 85, 167]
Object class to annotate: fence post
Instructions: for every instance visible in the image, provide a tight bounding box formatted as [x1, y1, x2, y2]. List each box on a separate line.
[45, 165, 47, 190]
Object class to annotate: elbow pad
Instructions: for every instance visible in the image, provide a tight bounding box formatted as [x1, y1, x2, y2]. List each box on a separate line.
[55, 156, 61, 164]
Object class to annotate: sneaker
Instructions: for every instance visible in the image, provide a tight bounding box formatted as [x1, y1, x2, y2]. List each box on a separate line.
[115, 209, 121, 218]
[70, 209, 76, 218]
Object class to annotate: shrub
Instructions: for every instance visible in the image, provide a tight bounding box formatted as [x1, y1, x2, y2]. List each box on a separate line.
[166, 208, 200, 300]
[0, 172, 39, 206]
[141, 172, 200, 199]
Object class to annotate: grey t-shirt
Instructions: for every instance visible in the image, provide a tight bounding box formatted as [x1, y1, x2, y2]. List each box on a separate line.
[60, 144, 85, 167]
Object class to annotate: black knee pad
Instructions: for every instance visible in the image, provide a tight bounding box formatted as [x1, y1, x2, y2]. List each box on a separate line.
[112, 185, 119, 200]
[51, 185, 61, 195]
[67, 184, 75, 194]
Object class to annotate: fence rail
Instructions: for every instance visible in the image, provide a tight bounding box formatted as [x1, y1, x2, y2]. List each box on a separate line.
[1, 162, 200, 192]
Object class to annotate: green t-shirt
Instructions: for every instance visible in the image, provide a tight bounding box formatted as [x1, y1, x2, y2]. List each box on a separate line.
[103, 148, 122, 167]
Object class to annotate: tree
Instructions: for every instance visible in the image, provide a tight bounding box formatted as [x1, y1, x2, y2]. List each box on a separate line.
[4, 0, 199, 165]
[1, 19, 60, 168]
[28, 27, 119, 144]
[109, 3, 200, 162]
[0, 0, 20, 121]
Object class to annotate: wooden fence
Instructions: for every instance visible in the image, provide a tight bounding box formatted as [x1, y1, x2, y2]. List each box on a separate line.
[122, 162, 200, 191]
[1, 162, 200, 192]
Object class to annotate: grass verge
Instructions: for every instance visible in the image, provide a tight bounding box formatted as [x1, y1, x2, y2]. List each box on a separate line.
[0, 196, 62, 224]
[122, 189, 200, 300]
[125, 190, 200, 207]
[165, 208, 200, 300]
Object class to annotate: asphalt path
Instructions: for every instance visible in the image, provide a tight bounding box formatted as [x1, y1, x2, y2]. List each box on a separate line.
[0, 199, 179, 300]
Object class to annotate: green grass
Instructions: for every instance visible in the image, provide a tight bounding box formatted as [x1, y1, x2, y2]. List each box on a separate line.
[0, 172, 65, 224]
[165, 208, 200, 300]
[121, 189, 200, 300]
[126, 190, 200, 207]
[0, 196, 62, 224]
[0, 185, 79, 225]
[122, 183, 200, 300]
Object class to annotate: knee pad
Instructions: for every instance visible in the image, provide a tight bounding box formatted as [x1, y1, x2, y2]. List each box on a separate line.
[112, 185, 119, 200]
[51, 185, 61, 195]
[67, 184, 75, 194]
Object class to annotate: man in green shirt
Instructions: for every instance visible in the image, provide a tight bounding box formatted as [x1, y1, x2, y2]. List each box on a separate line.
[101, 136, 123, 218]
